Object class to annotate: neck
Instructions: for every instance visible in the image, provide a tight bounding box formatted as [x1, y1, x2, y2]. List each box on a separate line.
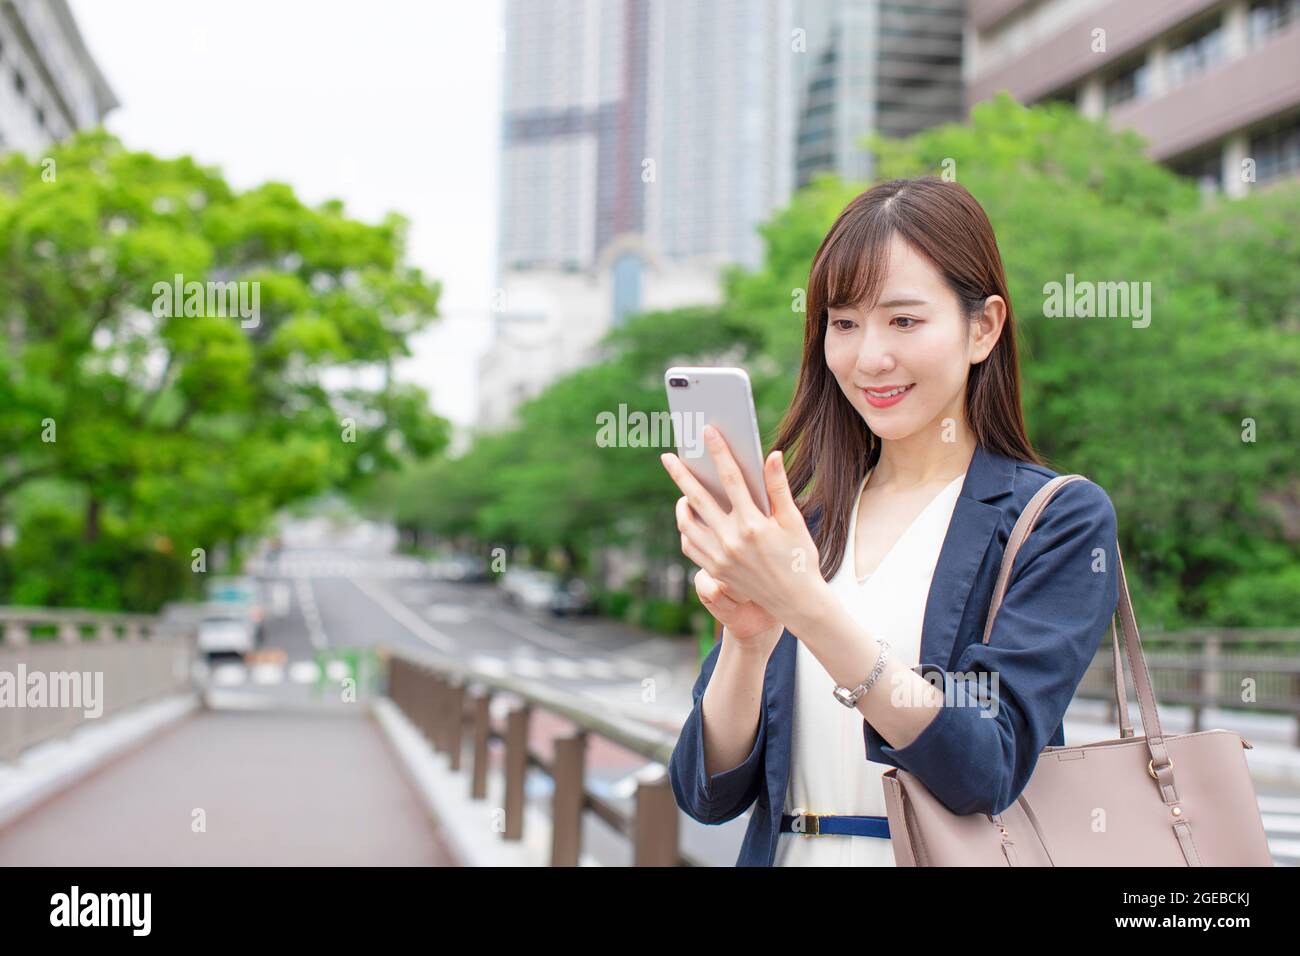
[869, 427, 976, 489]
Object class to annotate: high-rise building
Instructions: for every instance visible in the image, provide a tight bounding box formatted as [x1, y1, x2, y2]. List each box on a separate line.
[0, 0, 117, 152]
[792, 0, 965, 188]
[965, 0, 1300, 197]
[483, 0, 798, 429]
[482, 0, 969, 430]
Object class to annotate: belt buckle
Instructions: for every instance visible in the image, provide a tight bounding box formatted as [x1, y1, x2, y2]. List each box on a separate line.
[791, 808, 821, 837]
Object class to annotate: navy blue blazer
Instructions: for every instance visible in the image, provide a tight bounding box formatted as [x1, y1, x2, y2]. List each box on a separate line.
[667, 441, 1121, 866]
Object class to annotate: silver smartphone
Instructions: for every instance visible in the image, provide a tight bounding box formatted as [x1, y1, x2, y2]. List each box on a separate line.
[664, 366, 771, 517]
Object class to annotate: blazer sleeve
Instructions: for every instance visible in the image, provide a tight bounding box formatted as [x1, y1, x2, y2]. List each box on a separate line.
[668, 633, 768, 825]
[861, 477, 1121, 817]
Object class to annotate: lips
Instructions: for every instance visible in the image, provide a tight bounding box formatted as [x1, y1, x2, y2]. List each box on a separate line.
[861, 383, 915, 408]
[863, 384, 914, 398]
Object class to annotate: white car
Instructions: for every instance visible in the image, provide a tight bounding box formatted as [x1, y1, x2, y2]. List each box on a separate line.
[197, 607, 257, 654]
[205, 576, 265, 643]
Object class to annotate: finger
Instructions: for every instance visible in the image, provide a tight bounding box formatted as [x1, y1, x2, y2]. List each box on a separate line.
[676, 495, 722, 563]
[660, 451, 727, 529]
[694, 569, 740, 615]
[702, 424, 763, 521]
[681, 531, 751, 605]
[764, 449, 802, 525]
[680, 533, 715, 577]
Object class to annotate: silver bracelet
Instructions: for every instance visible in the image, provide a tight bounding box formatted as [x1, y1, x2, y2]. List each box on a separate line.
[832, 639, 890, 708]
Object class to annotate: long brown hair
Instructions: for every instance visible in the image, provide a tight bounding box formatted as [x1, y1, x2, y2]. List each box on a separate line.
[771, 177, 1044, 582]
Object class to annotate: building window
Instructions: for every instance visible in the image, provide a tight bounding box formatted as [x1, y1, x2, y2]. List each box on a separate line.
[1170, 149, 1223, 195]
[611, 252, 642, 328]
[1249, 0, 1300, 45]
[1103, 60, 1150, 108]
[1166, 17, 1227, 89]
[1041, 87, 1080, 110]
[1250, 114, 1300, 183]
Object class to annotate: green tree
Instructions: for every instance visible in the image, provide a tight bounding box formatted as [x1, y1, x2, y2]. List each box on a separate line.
[376, 94, 1300, 629]
[0, 131, 448, 610]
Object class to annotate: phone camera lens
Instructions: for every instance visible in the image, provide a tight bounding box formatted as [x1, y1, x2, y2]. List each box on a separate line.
[668, 376, 689, 388]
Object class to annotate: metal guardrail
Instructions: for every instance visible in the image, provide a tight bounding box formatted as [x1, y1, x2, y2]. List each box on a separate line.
[383, 644, 701, 867]
[1078, 628, 1300, 743]
[0, 606, 195, 762]
[387, 627, 1300, 866]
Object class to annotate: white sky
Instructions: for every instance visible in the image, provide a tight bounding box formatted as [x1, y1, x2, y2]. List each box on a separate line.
[69, 0, 503, 430]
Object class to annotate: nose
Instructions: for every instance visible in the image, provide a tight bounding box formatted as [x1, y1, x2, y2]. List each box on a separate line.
[854, 323, 895, 377]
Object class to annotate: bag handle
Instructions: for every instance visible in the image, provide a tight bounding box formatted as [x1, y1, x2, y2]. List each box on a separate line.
[980, 475, 1171, 765]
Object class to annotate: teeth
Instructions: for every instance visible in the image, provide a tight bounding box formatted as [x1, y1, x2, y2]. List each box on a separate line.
[867, 384, 913, 398]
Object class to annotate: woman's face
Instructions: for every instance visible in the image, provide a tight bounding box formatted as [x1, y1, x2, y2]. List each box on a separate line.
[823, 233, 999, 442]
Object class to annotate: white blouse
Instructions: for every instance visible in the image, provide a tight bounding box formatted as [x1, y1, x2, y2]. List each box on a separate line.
[773, 467, 967, 866]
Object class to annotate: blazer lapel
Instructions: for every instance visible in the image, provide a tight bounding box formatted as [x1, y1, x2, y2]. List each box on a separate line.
[919, 442, 1017, 671]
[764, 442, 1018, 836]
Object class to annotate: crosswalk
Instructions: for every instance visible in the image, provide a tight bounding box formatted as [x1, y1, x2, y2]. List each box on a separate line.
[200, 647, 662, 691]
[1259, 794, 1300, 866]
[467, 648, 662, 683]
[203, 657, 360, 688]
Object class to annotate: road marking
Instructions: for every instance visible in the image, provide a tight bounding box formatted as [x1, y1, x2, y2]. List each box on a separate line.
[268, 582, 292, 618]
[251, 663, 285, 685]
[1262, 813, 1300, 834]
[581, 657, 619, 679]
[426, 605, 471, 624]
[289, 661, 321, 683]
[1258, 795, 1300, 814]
[512, 658, 545, 678]
[349, 577, 457, 652]
[470, 655, 508, 677]
[294, 576, 327, 650]
[1268, 839, 1300, 862]
[212, 664, 247, 686]
[487, 610, 590, 656]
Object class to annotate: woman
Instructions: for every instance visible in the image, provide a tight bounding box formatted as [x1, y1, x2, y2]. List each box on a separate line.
[661, 177, 1120, 867]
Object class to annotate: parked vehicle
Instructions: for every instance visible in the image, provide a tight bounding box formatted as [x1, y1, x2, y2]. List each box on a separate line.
[549, 578, 597, 617]
[429, 553, 489, 583]
[500, 568, 559, 611]
[203, 576, 264, 647]
[499, 568, 597, 617]
[197, 606, 258, 654]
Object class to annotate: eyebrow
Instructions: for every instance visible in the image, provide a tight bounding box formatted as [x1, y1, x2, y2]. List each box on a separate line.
[830, 297, 929, 311]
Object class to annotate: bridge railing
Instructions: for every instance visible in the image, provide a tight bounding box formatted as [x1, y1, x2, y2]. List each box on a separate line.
[383, 644, 697, 867]
[0, 607, 195, 762]
[1077, 627, 1300, 743]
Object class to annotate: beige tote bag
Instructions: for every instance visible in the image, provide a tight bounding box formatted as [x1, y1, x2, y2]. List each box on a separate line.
[881, 474, 1273, 866]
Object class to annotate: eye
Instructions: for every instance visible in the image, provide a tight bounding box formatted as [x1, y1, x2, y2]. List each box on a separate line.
[893, 316, 921, 329]
[829, 317, 855, 331]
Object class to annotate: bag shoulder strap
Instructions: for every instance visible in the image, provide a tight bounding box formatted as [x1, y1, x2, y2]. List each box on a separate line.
[980, 475, 1088, 646]
[978, 474, 1171, 759]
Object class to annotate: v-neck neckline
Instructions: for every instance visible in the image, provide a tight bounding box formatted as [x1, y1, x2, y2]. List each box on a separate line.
[850, 468, 967, 584]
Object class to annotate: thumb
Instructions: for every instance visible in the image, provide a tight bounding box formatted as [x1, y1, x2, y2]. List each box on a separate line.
[764, 449, 800, 525]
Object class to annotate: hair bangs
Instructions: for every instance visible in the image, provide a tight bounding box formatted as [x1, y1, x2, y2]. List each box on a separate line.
[819, 217, 894, 314]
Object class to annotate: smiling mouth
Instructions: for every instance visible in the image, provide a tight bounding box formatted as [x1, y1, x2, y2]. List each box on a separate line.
[863, 384, 915, 398]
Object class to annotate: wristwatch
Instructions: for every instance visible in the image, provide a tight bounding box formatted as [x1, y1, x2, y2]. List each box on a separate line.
[832, 639, 890, 707]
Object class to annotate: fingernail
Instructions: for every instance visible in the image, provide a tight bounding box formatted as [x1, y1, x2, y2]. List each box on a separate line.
[703, 424, 717, 441]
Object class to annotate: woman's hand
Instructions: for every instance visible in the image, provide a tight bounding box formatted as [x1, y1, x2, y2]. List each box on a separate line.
[690, 566, 782, 648]
[661, 424, 824, 629]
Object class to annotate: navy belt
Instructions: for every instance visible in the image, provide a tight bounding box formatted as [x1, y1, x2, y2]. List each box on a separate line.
[779, 813, 890, 838]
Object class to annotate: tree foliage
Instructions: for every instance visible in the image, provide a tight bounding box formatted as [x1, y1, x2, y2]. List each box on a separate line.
[384, 95, 1300, 627]
[0, 131, 448, 610]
